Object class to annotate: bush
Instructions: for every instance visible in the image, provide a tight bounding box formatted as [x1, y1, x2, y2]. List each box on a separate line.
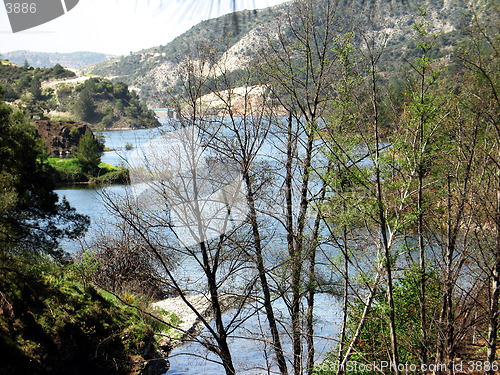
[0, 256, 167, 375]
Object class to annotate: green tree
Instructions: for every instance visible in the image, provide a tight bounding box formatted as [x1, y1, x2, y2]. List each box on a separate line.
[52, 63, 64, 76]
[75, 130, 103, 174]
[0, 96, 88, 256]
[339, 268, 442, 372]
[113, 81, 129, 99]
[74, 88, 96, 121]
[29, 75, 42, 101]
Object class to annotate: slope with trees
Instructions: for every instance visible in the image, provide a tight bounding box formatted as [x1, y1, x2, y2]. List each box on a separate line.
[0, 61, 160, 129]
[0, 92, 172, 374]
[1, 0, 499, 374]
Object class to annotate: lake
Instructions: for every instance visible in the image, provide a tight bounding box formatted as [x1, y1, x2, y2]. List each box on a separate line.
[55, 122, 342, 374]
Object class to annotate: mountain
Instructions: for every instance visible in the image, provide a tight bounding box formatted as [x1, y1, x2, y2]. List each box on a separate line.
[86, 0, 487, 107]
[85, 4, 287, 105]
[0, 51, 114, 69]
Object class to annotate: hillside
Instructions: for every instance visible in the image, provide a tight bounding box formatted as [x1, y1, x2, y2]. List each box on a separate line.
[86, 0, 482, 107]
[0, 61, 160, 129]
[0, 51, 114, 69]
[86, 5, 287, 105]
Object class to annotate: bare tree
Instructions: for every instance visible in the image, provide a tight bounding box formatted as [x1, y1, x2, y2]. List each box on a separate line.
[195, 53, 290, 374]
[456, 4, 500, 371]
[99, 44, 263, 374]
[258, 1, 344, 373]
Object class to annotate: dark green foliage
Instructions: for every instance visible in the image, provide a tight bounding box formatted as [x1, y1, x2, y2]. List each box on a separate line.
[28, 75, 42, 101]
[0, 256, 164, 375]
[72, 78, 159, 129]
[74, 88, 96, 121]
[113, 81, 129, 99]
[0, 99, 88, 257]
[0, 61, 159, 129]
[75, 130, 103, 174]
[0, 62, 75, 102]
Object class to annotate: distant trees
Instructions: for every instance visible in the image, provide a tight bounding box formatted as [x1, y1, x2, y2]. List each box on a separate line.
[75, 88, 96, 121]
[74, 78, 159, 128]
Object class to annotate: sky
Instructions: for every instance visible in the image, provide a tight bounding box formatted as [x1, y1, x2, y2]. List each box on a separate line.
[0, 0, 288, 55]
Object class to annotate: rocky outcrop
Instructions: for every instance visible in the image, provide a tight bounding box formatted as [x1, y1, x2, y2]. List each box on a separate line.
[139, 335, 171, 375]
[33, 120, 91, 156]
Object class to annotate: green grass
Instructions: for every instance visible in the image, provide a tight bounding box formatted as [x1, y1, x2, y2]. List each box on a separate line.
[48, 157, 81, 169]
[0, 255, 168, 375]
[98, 162, 120, 172]
[48, 158, 120, 172]
[47, 158, 128, 184]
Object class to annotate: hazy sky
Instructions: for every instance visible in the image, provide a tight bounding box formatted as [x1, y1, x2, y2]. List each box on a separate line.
[0, 0, 288, 55]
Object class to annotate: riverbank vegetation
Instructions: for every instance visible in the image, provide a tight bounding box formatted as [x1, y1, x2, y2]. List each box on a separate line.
[48, 157, 128, 184]
[1, 0, 499, 374]
[43, 127, 129, 184]
[0, 255, 170, 375]
[0, 85, 167, 373]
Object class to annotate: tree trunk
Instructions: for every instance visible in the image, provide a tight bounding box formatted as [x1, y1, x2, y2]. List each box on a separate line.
[337, 225, 349, 367]
[487, 167, 500, 374]
[370, 53, 400, 375]
[306, 186, 326, 375]
[244, 169, 289, 375]
[200, 240, 236, 375]
[337, 273, 381, 375]
[284, 113, 303, 375]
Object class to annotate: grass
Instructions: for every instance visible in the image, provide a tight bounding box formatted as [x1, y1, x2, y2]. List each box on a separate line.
[47, 158, 128, 184]
[48, 157, 81, 169]
[0, 255, 169, 375]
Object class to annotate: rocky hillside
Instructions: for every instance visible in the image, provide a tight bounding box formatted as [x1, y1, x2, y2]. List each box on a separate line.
[86, 4, 287, 105]
[86, 0, 487, 107]
[34, 120, 91, 156]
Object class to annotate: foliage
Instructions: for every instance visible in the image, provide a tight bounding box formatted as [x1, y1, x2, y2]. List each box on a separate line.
[0, 62, 74, 102]
[0, 98, 88, 257]
[74, 88, 96, 122]
[314, 268, 442, 375]
[47, 157, 88, 182]
[0, 255, 166, 375]
[74, 130, 103, 174]
[0, 92, 163, 375]
[69, 78, 159, 129]
[0, 62, 160, 129]
[47, 158, 128, 184]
